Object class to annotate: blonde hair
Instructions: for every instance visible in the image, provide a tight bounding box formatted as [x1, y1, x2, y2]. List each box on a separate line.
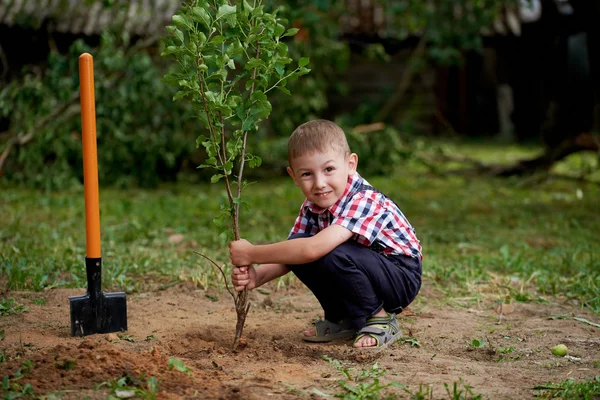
[288, 119, 351, 162]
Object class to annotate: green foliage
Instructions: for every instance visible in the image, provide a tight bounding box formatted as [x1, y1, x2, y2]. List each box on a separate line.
[98, 375, 160, 400]
[322, 355, 406, 399]
[534, 376, 600, 399]
[2, 359, 36, 399]
[0, 298, 29, 316]
[0, 32, 195, 189]
[342, 122, 416, 177]
[168, 357, 192, 376]
[161, 0, 310, 237]
[263, 0, 350, 136]
[376, 0, 519, 65]
[444, 378, 483, 400]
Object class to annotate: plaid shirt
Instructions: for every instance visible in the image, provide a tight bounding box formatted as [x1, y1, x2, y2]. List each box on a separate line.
[289, 173, 422, 259]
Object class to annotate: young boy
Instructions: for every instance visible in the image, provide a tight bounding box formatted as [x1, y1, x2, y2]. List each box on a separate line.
[229, 119, 422, 349]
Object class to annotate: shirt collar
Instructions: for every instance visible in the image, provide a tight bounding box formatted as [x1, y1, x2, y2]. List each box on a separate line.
[303, 173, 363, 216]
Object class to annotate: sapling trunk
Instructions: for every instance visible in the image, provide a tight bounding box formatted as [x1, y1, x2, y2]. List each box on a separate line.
[162, 0, 310, 351]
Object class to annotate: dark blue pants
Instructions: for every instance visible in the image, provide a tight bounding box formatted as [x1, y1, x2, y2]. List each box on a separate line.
[287, 233, 422, 329]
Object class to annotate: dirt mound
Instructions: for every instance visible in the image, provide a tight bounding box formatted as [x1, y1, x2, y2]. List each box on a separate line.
[2, 338, 245, 399]
[1, 285, 599, 399]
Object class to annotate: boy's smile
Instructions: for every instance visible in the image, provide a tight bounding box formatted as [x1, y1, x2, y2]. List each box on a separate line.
[287, 149, 358, 209]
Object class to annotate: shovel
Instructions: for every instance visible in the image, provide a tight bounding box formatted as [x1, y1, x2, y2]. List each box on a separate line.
[69, 53, 127, 337]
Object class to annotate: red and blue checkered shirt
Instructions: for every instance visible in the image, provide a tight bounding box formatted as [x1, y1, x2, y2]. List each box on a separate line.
[289, 173, 422, 260]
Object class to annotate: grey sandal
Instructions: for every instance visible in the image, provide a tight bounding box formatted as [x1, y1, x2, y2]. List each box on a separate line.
[302, 319, 357, 342]
[353, 313, 402, 349]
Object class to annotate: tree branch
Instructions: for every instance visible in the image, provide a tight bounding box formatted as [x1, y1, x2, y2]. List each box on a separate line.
[193, 251, 235, 299]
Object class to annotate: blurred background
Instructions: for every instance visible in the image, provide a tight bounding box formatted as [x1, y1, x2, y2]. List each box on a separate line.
[0, 0, 598, 189]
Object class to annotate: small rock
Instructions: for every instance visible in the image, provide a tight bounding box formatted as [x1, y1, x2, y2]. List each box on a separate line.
[495, 303, 515, 315]
[168, 233, 185, 244]
[236, 337, 248, 350]
[106, 333, 119, 342]
[78, 339, 95, 349]
[115, 389, 136, 398]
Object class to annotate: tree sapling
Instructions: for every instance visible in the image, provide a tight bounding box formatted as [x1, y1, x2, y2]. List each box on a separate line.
[161, 0, 310, 350]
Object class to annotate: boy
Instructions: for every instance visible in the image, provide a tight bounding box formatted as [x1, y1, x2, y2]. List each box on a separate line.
[229, 119, 422, 349]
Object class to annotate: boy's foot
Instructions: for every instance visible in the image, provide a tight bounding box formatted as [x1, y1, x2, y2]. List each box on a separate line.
[353, 312, 401, 349]
[302, 319, 357, 342]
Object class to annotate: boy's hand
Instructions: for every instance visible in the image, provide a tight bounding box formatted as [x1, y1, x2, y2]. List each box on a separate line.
[231, 266, 257, 291]
[229, 239, 254, 266]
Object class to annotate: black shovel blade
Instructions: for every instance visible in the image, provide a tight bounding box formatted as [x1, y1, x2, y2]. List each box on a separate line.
[69, 291, 127, 337]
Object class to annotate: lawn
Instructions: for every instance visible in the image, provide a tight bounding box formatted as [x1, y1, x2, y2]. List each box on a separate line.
[2, 141, 598, 313]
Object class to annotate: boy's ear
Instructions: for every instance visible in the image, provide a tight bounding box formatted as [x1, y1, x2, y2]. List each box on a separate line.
[286, 166, 299, 186]
[347, 153, 358, 175]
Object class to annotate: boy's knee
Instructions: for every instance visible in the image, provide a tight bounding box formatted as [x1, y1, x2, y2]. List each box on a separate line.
[287, 233, 354, 273]
[319, 243, 353, 271]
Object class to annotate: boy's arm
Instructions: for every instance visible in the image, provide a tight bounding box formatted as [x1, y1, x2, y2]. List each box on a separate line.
[230, 224, 353, 266]
[255, 263, 290, 287]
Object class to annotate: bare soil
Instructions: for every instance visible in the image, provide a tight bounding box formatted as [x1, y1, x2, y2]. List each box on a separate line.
[1, 282, 599, 399]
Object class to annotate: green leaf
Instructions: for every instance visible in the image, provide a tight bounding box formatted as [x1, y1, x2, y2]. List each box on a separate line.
[246, 58, 265, 70]
[275, 56, 292, 66]
[162, 71, 185, 86]
[172, 90, 188, 101]
[168, 358, 191, 375]
[274, 64, 285, 77]
[194, 31, 207, 46]
[216, 4, 237, 25]
[195, 135, 207, 149]
[276, 42, 288, 55]
[298, 57, 309, 67]
[160, 46, 182, 57]
[283, 28, 299, 37]
[172, 14, 193, 31]
[166, 26, 184, 44]
[274, 24, 285, 37]
[248, 155, 262, 168]
[277, 86, 291, 95]
[223, 161, 234, 175]
[211, 174, 224, 183]
[243, 0, 254, 11]
[298, 67, 311, 76]
[251, 90, 267, 102]
[226, 40, 244, 57]
[242, 116, 255, 132]
[227, 59, 235, 70]
[210, 35, 226, 45]
[204, 157, 217, 166]
[191, 6, 211, 28]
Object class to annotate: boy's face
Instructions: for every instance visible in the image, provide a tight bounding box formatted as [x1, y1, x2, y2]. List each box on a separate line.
[287, 149, 358, 209]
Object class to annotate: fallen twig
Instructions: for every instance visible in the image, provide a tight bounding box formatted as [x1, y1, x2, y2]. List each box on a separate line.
[574, 317, 600, 329]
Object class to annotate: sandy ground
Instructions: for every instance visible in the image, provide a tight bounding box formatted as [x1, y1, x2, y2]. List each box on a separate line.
[1, 281, 599, 399]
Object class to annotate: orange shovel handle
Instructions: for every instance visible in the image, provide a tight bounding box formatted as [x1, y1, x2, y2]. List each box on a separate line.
[79, 53, 101, 258]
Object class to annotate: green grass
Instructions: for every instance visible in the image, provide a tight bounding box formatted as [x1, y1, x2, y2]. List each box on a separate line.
[534, 376, 600, 399]
[0, 298, 29, 316]
[1, 141, 599, 314]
